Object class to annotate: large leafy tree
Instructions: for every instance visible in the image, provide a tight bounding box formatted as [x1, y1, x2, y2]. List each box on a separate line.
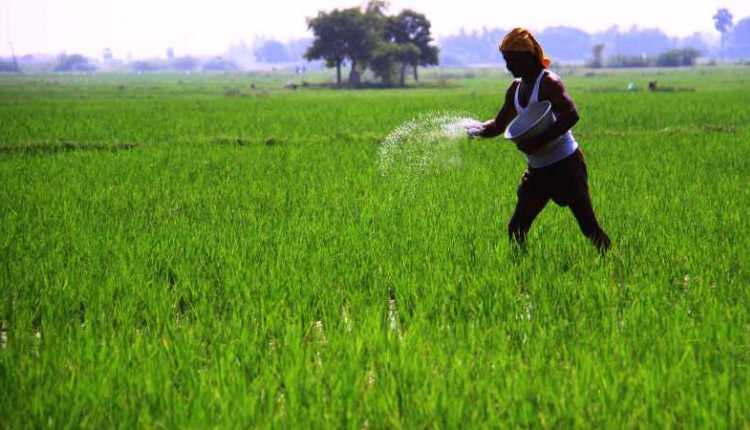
[305, 8, 378, 86]
[386, 10, 439, 82]
[306, 2, 438, 87]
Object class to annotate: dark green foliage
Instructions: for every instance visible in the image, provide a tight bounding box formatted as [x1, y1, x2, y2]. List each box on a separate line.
[656, 49, 702, 67]
[305, 3, 438, 86]
[606, 48, 703, 68]
[386, 10, 440, 82]
[606, 55, 652, 68]
[305, 7, 377, 86]
[370, 43, 420, 86]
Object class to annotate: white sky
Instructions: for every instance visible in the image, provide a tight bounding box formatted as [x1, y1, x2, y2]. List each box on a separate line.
[1, 0, 748, 58]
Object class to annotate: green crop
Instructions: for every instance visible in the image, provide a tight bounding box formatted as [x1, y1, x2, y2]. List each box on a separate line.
[1, 68, 749, 428]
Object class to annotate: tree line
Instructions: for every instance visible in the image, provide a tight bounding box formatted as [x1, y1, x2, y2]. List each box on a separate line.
[304, 1, 438, 87]
[4, 8, 750, 75]
[439, 11, 750, 66]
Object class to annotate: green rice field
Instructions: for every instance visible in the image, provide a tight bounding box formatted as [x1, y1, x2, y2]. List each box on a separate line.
[1, 67, 749, 427]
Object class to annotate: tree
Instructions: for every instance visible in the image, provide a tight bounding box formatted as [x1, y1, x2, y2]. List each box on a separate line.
[202, 57, 237, 72]
[0, 59, 20, 73]
[655, 48, 701, 67]
[589, 43, 605, 68]
[363, 0, 389, 44]
[386, 10, 438, 82]
[364, 0, 388, 16]
[306, 3, 437, 86]
[369, 44, 399, 86]
[606, 54, 651, 68]
[171, 56, 198, 71]
[305, 8, 378, 86]
[713, 8, 734, 59]
[305, 12, 346, 85]
[54, 54, 96, 72]
[131, 60, 161, 73]
[590, 26, 671, 58]
[370, 43, 420, 86]
[398, 43, 421, 86]
[254, 39, 290, 63]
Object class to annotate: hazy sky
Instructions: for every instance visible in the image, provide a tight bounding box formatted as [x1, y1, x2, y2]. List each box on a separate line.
[1, 0, 748, 58]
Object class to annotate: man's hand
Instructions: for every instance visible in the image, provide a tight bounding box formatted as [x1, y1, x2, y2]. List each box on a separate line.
[466, 127, 483, 139]
[464, 121, 486, 139]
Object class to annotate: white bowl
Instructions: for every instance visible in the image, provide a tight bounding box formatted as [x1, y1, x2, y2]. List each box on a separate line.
[504, 101, 556, 143]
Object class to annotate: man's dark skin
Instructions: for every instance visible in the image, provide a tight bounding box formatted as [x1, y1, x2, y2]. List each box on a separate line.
[477, 51, 579, 154]
[473, 50, 612, 253]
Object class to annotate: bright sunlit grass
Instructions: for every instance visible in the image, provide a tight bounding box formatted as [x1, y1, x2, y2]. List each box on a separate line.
[1, 68, 749, 427]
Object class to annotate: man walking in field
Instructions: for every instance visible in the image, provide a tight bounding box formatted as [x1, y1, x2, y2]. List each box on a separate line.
[469, 28, 611, 253]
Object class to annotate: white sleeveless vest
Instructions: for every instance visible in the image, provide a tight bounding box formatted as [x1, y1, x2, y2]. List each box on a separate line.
[514, 70, 578, 168]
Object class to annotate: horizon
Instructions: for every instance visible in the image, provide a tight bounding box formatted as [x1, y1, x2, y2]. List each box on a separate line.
[1, 0, 748, 59]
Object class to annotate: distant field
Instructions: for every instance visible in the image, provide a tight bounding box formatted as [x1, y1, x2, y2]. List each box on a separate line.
[1, 67, 749, 428]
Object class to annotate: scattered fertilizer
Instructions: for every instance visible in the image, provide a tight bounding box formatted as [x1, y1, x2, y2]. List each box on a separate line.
[378, 112, 482, 175]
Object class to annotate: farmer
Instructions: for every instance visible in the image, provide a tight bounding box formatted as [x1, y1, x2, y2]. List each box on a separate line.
[468, 28, 611, 252]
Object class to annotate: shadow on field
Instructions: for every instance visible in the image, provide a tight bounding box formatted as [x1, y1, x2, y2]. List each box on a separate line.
[284, 80, 460, 91]
[213, 136, 282, 146]
[0, 142, 140, 156]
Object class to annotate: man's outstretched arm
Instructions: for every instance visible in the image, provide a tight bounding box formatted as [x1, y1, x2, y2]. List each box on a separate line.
[472, 84, 517, 139]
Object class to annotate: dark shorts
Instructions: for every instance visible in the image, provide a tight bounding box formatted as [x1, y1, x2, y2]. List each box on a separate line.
[517, 148, 589, 207]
